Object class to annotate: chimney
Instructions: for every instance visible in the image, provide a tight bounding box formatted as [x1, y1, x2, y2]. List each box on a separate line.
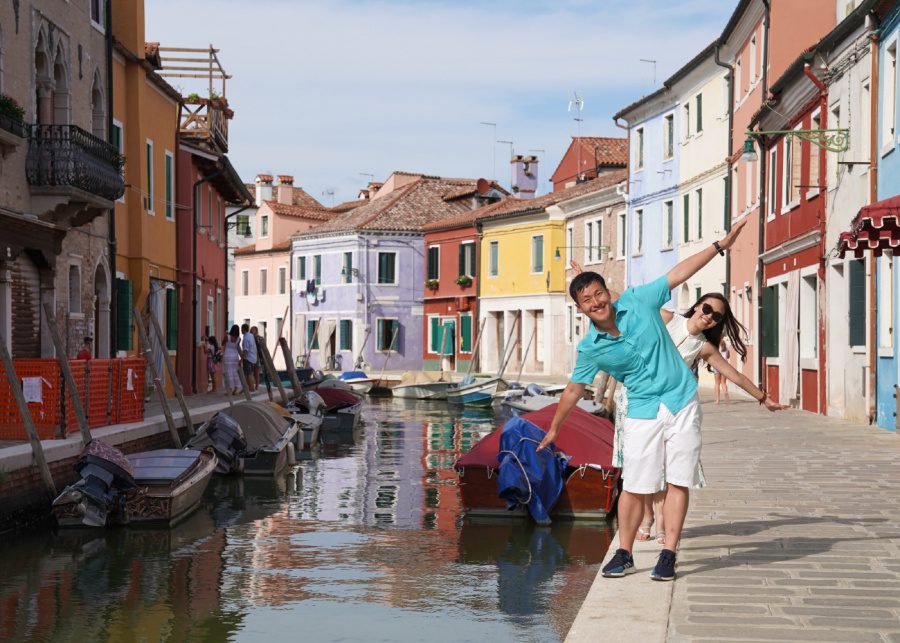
[511, 155, 538, 199]
[277, 175, 294, 205]
[255, 174, 273, 206]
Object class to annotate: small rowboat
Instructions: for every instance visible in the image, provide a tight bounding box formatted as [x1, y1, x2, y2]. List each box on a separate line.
[447, 377, 508, 407]
[314, 387, 363, 431]
[337, 370, 376, 394]
[454, 404, 620, 520]
[52, 440, 217, 528]
[390, 370, 455, 400]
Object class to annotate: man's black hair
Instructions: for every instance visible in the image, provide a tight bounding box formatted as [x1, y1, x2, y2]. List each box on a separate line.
[240, 323, 249, 333]
[569, 271, 607, 301]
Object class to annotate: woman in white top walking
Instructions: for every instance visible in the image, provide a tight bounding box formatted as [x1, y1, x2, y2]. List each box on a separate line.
[222, 324, 244, 395]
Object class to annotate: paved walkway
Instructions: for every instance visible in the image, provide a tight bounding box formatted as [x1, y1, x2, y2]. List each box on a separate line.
[568, 392, 900, 643]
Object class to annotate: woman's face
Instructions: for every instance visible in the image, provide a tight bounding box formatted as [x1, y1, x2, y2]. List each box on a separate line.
[691, 297, 726, 332]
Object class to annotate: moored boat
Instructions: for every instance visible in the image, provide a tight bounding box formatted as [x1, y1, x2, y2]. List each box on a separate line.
[447, 377, 508, 407]
[337, 370, 376, 394]
[390, 370, 455, 400]
[308, 387, 363, 431]
[52, 440, 217, 528]
[454, 404, 619, 520]
[501, 384, 606, 417]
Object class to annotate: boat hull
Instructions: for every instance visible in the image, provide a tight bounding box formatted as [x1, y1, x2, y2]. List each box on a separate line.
[391, 381, 453, 400]
[447, 378, 506, 407]
[240, 423, 299, 476]
[457, 465, 619, 521]
[322, 402, 362, 432]
[346, 380, 374, 394]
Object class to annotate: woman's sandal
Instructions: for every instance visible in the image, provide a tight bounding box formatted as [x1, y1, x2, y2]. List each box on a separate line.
[636, 520, 654, 541]
[656, 531, 666, 546]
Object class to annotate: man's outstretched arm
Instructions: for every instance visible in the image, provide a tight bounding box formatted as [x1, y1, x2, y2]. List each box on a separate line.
[667, 218, 747, 290]
[536, 381, 586, 451]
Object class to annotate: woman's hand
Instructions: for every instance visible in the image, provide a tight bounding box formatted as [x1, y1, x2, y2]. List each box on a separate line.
[570, 259, 584, 275]
[719, 218, 748, 250]
[763, 397, 788, 412]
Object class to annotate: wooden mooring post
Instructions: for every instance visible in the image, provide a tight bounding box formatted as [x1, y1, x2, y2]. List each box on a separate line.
[0, 332, 56, 498]
[279, 338, 302, 397]
[146, 310, 194, 434]
[133, 308, 182, 448]
[41, 303, 91, 446]
[259, 341, 288, 405]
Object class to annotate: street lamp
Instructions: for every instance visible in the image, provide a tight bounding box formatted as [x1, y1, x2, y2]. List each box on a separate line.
[741, 128, 850, 163]
[554, 245, 611, 260]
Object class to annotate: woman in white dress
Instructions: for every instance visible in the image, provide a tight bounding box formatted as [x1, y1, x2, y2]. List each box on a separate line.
[222, 324, 243, 395]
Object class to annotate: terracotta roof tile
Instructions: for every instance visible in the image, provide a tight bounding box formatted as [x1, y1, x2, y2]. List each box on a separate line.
[331, 198, 368, 213]
[234, 240, 291, 255]
[245, 184, 323, 209]
[233, 243, 256, 255]
[263, 200, 335, 221]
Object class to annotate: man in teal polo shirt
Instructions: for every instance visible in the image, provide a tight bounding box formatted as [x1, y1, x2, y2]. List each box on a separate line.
[538, 219, 747, 582]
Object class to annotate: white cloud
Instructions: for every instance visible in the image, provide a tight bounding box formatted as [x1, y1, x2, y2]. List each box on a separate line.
[147, 0, 731, 202]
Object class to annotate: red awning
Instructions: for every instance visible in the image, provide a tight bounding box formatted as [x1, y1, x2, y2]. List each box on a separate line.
[454, 404, 615, 470]
[838, 195, 900, 257]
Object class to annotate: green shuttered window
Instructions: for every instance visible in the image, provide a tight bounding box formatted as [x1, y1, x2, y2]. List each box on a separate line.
[427, 247, 439, 280]
[531, 235, 543, 273]
[165, 288, 178, 350]
[489, 242, 498, 276]
[307, 319, 319, 350]
[314, 255, 322, 285]
[848, 259, 866, 346]
[761, 285, 779, 357]
[460, 315, 472, 353]
[377, 319, 399, 351]
[116, 278, 134, 351]
[340, 319, 352, 350]
[430, 317, 440, 353]
[378, 252, 396, 284]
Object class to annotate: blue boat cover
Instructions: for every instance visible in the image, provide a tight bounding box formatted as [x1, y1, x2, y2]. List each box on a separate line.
[338, 370, 368, 380]
[496, 418, 569, 525]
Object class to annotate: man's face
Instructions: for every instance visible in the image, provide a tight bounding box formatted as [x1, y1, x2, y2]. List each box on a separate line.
[576, 280, 613, 325]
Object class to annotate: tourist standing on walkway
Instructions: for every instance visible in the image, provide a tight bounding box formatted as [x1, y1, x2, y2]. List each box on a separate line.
[537, 219, 747, 583]
[250, 326, 263, 390]
[222, 325, 243, 395]
[241, 323, 258, 392]
[205, 336, 220, 393]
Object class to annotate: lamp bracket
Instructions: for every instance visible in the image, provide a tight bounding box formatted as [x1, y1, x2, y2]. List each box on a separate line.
[746, 128, 849, 153]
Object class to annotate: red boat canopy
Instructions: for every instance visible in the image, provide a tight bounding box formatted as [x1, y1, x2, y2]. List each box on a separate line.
[454, 404, 615, 470]
[838, 195, 900, 257]
[316, 387, 362, 408]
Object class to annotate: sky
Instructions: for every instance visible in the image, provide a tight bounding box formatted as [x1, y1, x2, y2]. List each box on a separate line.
[146, 0, 734, 204]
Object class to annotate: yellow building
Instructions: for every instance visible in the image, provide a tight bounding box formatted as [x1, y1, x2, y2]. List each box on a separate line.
[476, 178, 615, 380]
[111, 1, 181, 390]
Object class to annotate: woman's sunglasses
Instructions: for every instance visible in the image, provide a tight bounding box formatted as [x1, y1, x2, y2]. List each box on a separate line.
[701, 303, 724, 323]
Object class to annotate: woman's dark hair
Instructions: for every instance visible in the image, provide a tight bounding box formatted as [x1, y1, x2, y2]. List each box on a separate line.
[208, 336, 219, 351]
[569, 271, 607, 301]
[683, 292, 747, 366]
[229, 324, 240, 339]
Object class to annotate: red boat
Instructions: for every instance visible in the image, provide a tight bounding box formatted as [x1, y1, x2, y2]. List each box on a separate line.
[454, 404, 620, 520]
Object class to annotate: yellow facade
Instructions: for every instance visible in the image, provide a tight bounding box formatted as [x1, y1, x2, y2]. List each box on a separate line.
[111, 1, 181, 392]
[479, 214, 568, 297]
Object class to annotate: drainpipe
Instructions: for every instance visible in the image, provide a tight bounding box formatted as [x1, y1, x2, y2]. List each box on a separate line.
[869, 27, 880, 424]
[715, 41, 734, 295]
[804, 63, 828, 414]
[614, 116, 630, 287]
[756, 0, 771, 391]
[192, 168, 223, 393]
[106, 1, 116, 357]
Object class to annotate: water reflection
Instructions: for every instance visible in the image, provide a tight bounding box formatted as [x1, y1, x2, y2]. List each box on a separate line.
[0, 399, 612, 642]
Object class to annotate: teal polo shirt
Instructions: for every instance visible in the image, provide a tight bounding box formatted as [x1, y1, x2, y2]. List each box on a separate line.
[571, 275, 697, 419]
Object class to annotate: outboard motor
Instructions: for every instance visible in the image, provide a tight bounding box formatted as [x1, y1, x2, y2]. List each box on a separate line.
[55, 440, 136, 527]
[525, 383, 545, 397]
[188, 412, 246, 474]
[303, 390, 327, 417]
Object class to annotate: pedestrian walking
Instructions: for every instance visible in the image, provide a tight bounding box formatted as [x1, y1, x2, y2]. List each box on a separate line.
[222, 325, 243, 395]
[714, 339, 731, 404]
[241, 323, 258, 392]
[204, 335, 220, 393]
[250, 325, 263, 391]
[537, 219, 747, 582]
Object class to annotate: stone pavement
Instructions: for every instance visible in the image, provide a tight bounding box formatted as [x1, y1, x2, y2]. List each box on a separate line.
[567, 392, 900, 643]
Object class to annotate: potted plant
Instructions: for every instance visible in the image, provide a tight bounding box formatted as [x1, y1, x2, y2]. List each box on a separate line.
[454, 274, 473, 287]
[0, 94, 26, 138]
[425, 279, 440, 289]
[185, 92, 201, 103]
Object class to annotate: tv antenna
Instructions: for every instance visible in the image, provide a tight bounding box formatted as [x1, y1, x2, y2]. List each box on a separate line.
[568, 91, 585, 177]
[359, 172, 374, 182]
[640, 59, 658, 86]
[321, 188, 335, 207]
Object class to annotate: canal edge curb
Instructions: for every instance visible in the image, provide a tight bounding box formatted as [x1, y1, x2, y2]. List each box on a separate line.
[565, 530, 674, 643]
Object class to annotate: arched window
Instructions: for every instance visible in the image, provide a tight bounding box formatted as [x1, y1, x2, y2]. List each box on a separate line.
[52, 43, 70, 125]
[91, 70, 104, 137]
[34, 30, 50, 124]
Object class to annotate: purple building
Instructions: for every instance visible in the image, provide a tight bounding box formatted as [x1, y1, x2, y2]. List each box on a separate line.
[290, 173, 496, 373]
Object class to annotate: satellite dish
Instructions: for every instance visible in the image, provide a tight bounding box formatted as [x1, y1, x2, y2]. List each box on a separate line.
[476, 178, 490, 195]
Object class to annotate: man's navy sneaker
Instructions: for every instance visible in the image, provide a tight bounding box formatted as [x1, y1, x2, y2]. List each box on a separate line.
[601, 548, 636, 578]
[650, 549, 677, 581]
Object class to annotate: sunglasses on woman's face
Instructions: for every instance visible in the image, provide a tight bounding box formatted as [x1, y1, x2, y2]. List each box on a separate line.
[701, 303, 724, 323]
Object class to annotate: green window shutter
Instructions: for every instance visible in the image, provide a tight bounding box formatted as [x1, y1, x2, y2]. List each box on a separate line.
[442, 323, 454, 354]
[489, 242, 498, 276]
[299, 256, 306, 280]
[391, 320, 400, 350]
[165, 288, 178, 350]
[460, 315, 472, 352]
[533, 236, 543, 273]
[307, 320, 319, 350]
[848, 259, 866, 346]
[696, 93, 703, 132]
[467, 243, 476, 277]
[314, 255, 322, 285]
[696, 189, 703, 239]
[427, 247, 439, 280]
[340, 320, 352, 350]
[458, 245, 466, 278]
[683, 194, 690, 243]
[344, 252, 353, 283]
[761, 285, 779, 357]
[430, 317, 440, 352]
[116, 278, 134, 351]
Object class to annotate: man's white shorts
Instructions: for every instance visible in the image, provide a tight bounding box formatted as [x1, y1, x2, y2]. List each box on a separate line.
[621, 394, 702, 494]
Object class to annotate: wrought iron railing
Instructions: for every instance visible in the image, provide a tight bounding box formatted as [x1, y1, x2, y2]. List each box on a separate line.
[0, 111, 27, 139]
[26, 124, 125, 201]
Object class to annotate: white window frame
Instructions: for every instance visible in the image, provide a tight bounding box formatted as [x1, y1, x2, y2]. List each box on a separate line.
[662, 200, 674, 250]
[878, 252, 894, 353]
[241, 270, 249, 296]
[377, 251, 398, 285]
[749, 34, 757, 83]
[736, 58, 742, 99]
[90, 0, 105, 31]
[260, 214, 270, 239]
[297, 256, 306, 280]
[530, 234, 544, 274]
[459, 311, 474, 354]
[695, 92, 703, 134]
[145, 138, 154, 214]
[584, 217, 603, 265]
[461, 241, 476, 277]
[781, 135, 793, 214]
[278, 266, 287, 295]
[260, 268, 268, 295]
[683, 102, 691, 141]
[565, 225, 574, 265]
[883, 38, 898, 156]
[427, 244, 440, 281]
[377, 317, 399, 353]
[616, 211, 627, 260]
[808, 109, 822, 199]
[860, 79, 871, 165]
[340, 318, 354, 352]
[799, 269, 818, 367]
[745, 156, 753, 210]
[663, 112, 675, 160]
[635, 127, 645, 170]
[164, 150, 174, 220]
[634, 208, 644, 256]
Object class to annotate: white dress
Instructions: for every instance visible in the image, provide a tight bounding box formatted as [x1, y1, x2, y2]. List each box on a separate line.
[612, 315, 707, 488]
[223, 336, 242, 391]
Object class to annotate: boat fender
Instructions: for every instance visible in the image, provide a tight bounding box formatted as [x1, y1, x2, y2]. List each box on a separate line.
[286, 442, 296, 466]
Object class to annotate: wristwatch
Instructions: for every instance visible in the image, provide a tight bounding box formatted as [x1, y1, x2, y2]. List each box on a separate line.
[713, 240, 725, 256]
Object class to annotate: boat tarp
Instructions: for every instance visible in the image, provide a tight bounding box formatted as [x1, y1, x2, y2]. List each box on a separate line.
[338, 371, 369, 381]
[496, 417, 569, 525]
[316, 387, 362, 409]
[455, 403, 614, 470]
[128, 449, 202, 485]
[222, 402, 290, 449]
[396, 370, 447, 386]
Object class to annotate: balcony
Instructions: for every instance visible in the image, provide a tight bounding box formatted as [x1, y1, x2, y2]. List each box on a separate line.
[26, 124, 125, 221]
[179, 99, 231, 153]
[0, 111, 27, 156]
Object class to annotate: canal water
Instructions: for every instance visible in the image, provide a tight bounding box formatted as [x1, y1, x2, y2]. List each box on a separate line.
[0, 399, 614, 643]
